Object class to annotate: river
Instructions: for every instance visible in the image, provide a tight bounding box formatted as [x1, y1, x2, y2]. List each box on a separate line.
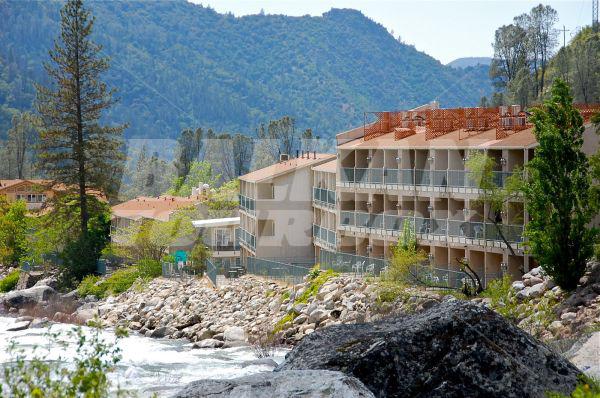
[0, 316, 288, 397]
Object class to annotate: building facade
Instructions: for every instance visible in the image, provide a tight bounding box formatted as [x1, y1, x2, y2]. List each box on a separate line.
[238, 153, 336, 264]
[239, 104, 599, 284]
[0, 179, 53, 210]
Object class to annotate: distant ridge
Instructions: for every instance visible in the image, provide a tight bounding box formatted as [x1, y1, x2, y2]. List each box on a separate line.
[447, 57, 493, 69]
[0, 1, 493, 138]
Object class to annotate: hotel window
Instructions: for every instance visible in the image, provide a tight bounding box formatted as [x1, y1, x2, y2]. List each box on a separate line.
[215, 229, 231, 246]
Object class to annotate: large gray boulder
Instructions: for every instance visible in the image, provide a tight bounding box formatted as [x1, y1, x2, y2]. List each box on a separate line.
[277, 300, 581, 398]
[172, 370, 374, 398]
[566, 332, 600, 379]
[2, 285, 58, 309]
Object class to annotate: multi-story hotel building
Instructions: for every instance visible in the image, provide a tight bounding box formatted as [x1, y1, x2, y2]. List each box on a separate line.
[238, 153, 336, 264]
[240, 104, 599, 283]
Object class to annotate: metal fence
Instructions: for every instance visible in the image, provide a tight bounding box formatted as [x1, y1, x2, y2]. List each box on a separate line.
[317, 249, 501, 289]
[246, 257, 313, 285]
[205, 258, 218, 287]
[318, 250, 387, 276]
[161, 262, 199, 279]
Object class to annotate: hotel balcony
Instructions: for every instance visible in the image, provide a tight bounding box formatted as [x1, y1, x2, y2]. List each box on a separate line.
[239, 194, 256, 216]
[339, 167, 518, 194]
[238, 227, 256, 252]
[339, 211, 524, 250]
[313, 224, 337, 251]
[312, 187, 336, 210]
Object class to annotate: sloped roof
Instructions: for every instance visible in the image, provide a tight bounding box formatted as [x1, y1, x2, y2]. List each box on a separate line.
[112, 195, 202, 222]
[240, 154, 336, 183]
[311, 159, 337, 173]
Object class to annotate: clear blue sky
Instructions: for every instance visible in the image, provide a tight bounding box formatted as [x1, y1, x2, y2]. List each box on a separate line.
[189, 0, 592, 64]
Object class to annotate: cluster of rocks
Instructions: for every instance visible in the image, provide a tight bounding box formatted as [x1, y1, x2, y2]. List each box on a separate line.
[274, 276, 377, 342]
[176, 300, 582, 398]
[509, 261, 600, 340]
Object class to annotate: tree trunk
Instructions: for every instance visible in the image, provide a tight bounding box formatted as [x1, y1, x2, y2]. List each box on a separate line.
[74, 12, 89, 236]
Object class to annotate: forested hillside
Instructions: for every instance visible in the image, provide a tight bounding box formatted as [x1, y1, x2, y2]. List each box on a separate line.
[0, 0, 492, 138]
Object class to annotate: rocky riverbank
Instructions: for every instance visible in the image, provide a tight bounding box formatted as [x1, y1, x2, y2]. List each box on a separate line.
[1, 261, 598, 355]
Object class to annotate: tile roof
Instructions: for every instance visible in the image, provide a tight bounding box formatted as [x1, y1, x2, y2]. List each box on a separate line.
[112, 195, 203, 222]
[240, 154, 336, 182]
[337, 126, 538, 150]
[0, 179, 51, 192]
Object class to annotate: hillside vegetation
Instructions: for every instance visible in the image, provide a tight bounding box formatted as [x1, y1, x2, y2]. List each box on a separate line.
[0, 0, 492, 139]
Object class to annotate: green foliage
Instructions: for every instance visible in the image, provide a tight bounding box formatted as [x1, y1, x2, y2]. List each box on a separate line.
[77, 275, 105, 298]
[384, 220, 427, 284]
[0, 325, 131, 397]
[281, 290, 291, 301]
[168, 161, 220, 197]
[0, 197, 29, 267]
[0, 2, 492, 141]
[189, 241, 210, 274]
[375, 282, 410, 303]
[294, 268, 338, 305]
[0, 269, 20, 292]
[137, 259, 162, 278]
[77, 267, 143, 299]
[525, 80, 598, 290]
[481, 274, 560, 335]
[112, 213, 195, 262]
[273, 310, 299, 334]
[547, 375, 600, 398]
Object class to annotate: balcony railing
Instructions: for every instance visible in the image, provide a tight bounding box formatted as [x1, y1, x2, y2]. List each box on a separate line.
[313, 224, 336, 248]
[339, 211, 524, 245]
[340, 168, 516, 189]
[313, 187, 336, 208]
[239, 194, 256, 215]
[238, 227, 256, 251]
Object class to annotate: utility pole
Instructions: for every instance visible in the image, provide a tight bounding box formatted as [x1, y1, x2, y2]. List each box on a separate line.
[559, 25, 569, 47]
[594, 0, 599, 33]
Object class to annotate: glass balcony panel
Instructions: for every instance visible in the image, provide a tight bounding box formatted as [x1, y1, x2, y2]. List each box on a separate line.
[355, 168, 368, 184]
[399, 169, 414, 185]
[415, 217, 431, 234]
[431, 218, 447, 235]
[340, 211, 354, 226]
[384, 168, 398, 185]
[371, 214, 384, 229]
[341, 168, 354, 183]
[415, 169, 430, 186]
[356, 212, 371, 228]
[369, 168, 384, 184]
[432, 170, 448, 187]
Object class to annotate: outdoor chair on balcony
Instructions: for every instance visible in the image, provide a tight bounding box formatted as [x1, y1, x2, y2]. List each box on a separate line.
[474, 225, 484, 239]
[352, 260, 365, 276]
[365, 263, 375, 276]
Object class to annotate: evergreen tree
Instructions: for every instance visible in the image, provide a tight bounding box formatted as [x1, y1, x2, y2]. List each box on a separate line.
[525, 79, 597, 290]
[34, 0, 125, 280]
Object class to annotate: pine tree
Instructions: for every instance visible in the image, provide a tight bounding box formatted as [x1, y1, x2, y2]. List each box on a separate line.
[35, 0, 125, 237]
[525, 79, 597, 290]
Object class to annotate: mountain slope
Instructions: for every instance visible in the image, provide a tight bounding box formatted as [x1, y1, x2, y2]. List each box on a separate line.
[447, 57, 492, 69]
[0, 0, 493, 138]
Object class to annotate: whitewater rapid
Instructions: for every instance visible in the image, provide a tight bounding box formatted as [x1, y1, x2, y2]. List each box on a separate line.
[0, 316, 288, 397]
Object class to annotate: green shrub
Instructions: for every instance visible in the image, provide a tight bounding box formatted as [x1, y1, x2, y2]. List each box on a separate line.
[273, 310, 299, 333]
[137, 259, 162, 278]
[77, 274, 106, 298]
[0, 269, 20, 292]
[77, 267, 141, 299]
[104, 267, 140, 295]
[376, 282, 409, 303]
[295, 268, 338, 304]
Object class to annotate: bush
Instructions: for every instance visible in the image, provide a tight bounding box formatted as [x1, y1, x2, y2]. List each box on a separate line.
[77, 275, 105, 298]
[295, 268, 338, 304]
[103, 267, 140, 296]
[0, 269, 20, 292]
[77, 267, 141, 299]
[547, 375, 600, 398]
[137, 259, 162, 278]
